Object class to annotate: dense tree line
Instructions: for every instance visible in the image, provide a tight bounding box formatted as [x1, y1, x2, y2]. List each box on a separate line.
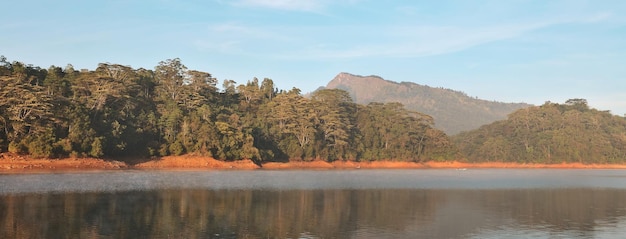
[0, 57, 457, 163]
[8, 56, 624, 165]
[454, 99, 626, 164]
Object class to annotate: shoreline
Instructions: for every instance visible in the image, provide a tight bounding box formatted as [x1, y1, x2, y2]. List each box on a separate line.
[2, 153, 626, 173]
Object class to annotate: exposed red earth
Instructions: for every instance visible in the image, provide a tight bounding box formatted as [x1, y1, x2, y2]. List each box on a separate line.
[2, 153, 626, 173]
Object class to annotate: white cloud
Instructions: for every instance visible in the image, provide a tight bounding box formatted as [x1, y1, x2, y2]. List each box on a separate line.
[193, 22, 299, 54]
[229, 0, 363, 12]
[208, 22, 293, 41]
[231, 0, 326, 11]
[208, 22, 268, 41]
[581, 12, 613, 23]
[274, 22, 548, 60]
[274, 12, 616, 60]
[193, 9, 618, 62]
[194, 39, 244, 54]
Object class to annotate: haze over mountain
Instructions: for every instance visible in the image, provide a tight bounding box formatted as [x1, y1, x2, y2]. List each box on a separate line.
[324, 73, 532, 135]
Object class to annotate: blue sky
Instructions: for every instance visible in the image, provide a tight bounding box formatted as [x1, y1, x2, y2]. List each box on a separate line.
[2, 0, 625, 115]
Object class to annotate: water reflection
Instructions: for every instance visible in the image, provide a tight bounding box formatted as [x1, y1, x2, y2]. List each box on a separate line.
[2, 188, 626, 238]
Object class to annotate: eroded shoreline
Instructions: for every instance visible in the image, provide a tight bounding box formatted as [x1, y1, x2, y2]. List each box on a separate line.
[2, 153, 626, 173]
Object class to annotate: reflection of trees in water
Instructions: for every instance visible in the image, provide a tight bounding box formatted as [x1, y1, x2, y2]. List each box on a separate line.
[478, 189, 626, 232]
[426, 189, 626, 238]
[0, 189, 625, 238]
[0, 190, 440, 238]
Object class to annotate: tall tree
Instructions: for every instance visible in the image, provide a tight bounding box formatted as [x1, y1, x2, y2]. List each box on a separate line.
[310, 89, 355, 160]
[155, 58, 187, 102]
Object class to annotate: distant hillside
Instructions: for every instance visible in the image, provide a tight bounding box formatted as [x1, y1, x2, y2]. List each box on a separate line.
[453, 99, 626, 164]
[324, 73, 531, 135]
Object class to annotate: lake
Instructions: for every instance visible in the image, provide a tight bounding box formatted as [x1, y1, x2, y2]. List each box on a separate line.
[2, 169, 626, 238]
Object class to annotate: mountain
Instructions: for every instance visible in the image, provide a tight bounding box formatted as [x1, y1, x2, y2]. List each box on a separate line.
[323, 73, 532, 135]
[453, 100, 626, 163]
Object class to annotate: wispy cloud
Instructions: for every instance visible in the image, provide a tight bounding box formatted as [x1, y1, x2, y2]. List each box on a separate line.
[230, 0, 327, 12]
[194, 39, 244, 54]
[273, 23, 545, 60]
[192, 8, 618, 62]
[208, 22, 294, 41]
[276, 13, 616, 60]
[193, 22, 299, 54]
[228, 0, 362, 12]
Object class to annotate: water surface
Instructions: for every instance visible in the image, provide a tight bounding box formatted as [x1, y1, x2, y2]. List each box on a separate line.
[2, 169, 626, 238]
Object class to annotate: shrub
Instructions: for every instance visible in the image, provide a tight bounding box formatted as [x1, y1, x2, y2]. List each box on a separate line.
[89, 137, 104, 158]
[8, 141, 27, 154]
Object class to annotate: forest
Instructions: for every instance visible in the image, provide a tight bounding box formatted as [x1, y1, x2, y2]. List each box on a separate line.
[0, 56, 457, 163]
[2, 56, 626, 165]
[454, 99, 626, 164]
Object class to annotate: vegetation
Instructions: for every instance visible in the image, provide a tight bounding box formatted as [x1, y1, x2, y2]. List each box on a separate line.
[3, 56, 625, 165]
[0, 57, 457, 163]
[454, 99, 626, 164]
[324, 72, 532, 135]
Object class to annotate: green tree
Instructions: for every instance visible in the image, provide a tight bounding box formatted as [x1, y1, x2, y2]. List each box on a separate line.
[454, 99, 626, 164]
[310, 89, 356, 160]
[0, 75, 54, 144]
[155, 58, 187, 102]
[0, 57, 463, 164]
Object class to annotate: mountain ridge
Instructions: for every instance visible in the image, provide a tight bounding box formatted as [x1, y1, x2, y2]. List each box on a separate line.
[323, 72, 532, 135]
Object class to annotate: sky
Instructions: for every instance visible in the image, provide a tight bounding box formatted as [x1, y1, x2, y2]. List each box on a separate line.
[2, 0, 625, 115]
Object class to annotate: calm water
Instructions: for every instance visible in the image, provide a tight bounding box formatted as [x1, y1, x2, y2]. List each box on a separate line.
[2, 169, 626, 238]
